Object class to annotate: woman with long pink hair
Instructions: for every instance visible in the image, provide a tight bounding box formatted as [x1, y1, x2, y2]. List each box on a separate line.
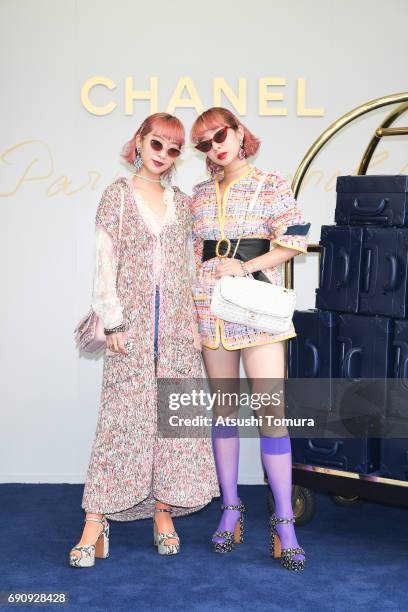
[190, 107, 310, 571]
[69, 113, 219, 567]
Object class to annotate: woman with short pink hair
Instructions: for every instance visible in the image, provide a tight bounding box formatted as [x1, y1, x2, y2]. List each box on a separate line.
[191, 107, 310, 571]
[69, 113, 219, 567]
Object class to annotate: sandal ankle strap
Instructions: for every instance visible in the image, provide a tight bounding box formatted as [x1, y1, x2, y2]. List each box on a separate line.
[154, 508, 172, 514]
[270, 514, 295, 524]
[220, 501, 245, 512]
[84, 517, 106, 525]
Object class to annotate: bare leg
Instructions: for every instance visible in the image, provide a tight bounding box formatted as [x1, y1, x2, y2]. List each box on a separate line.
[242, 341, 305, 562]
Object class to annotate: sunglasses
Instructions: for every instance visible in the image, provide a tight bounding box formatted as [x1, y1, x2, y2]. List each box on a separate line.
[149, 138, 181, 158]
[195, 125, 235, 153]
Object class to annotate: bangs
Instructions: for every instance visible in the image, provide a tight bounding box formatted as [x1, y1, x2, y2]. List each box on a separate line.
[191, 108, 237, 143]
[149, 116, 185, 147]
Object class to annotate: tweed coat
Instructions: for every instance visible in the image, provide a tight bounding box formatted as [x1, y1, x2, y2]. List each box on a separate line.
[81, 177, 220, 521]
[191, 165, 311, 350]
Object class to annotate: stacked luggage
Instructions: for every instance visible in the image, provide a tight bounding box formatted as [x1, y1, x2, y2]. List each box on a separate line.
[288, 175, 408, 481]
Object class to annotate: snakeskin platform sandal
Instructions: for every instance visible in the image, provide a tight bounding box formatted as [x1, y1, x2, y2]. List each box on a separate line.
[269, 514, 306, 571]
[69, 516, 109, 568]
[212, 501, 245, 553]
[153, 508, 180, 555]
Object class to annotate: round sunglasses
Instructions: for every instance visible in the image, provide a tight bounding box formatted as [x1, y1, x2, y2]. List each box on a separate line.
[195, 125, 236, 153]
[149, 138, 181, 158]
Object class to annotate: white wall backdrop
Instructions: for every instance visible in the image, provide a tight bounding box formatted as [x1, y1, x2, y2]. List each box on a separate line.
[1, 0, 407, 484]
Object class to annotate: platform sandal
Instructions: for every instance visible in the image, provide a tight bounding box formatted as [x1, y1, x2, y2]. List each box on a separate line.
[269, 514, 306, 571]
[69, 516, 109, 568]
[212, 501, 245, 553]
[153, 508, 180, 555]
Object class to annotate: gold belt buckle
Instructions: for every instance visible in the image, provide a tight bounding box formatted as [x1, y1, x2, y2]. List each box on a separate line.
[215, 237, 231, 258]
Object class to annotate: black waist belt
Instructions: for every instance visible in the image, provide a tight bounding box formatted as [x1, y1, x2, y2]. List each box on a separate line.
[202, 238, 271, 283]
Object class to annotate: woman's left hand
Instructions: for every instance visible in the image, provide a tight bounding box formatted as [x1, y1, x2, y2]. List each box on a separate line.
[214, 257, 246, 278]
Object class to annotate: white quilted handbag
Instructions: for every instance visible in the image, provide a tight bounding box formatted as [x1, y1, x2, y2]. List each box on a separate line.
[211, 275, 296, 334]
[210, 171, 296, 334]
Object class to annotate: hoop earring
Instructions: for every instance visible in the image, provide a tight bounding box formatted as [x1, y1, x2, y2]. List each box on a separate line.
[238, 139, 246, 160]
[133, 146, 143, 171]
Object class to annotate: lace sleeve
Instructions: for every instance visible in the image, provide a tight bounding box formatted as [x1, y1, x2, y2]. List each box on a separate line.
[91, 225, 124, 329]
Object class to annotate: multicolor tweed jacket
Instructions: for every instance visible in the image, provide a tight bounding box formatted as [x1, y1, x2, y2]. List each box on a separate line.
[191, 165, 311, 350]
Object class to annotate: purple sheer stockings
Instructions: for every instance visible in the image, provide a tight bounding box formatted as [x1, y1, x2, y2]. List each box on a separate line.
[211, 421, 304, 562]
[260, 435, 305, 562]
[211, 420, 241, 544]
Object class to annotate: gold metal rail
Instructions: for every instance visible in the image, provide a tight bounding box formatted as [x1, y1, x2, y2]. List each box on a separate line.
[283, 92, 408, 368]
[285, 92, 408, 291]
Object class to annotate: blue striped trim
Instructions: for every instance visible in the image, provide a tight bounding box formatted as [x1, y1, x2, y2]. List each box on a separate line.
[283, 223, 311, 235]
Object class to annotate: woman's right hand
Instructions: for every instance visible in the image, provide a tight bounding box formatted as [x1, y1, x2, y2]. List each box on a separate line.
[106, 331, 128, 354]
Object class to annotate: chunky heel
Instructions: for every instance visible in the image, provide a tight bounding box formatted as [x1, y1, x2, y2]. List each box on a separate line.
[94, 522, 109, 559]
[212, 501, 245, 553]
[69, 516, 109, 568]
[269, 514, 305, 571]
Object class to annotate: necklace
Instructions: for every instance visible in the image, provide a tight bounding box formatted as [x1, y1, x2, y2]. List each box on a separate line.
[134, 172, 162, 184]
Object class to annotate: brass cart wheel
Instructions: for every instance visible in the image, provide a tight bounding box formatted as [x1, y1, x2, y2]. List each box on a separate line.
[330, 493, 365, 507]
[267, 485, 316, 526]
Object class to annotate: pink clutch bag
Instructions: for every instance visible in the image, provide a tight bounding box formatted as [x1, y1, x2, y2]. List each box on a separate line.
[74, 309, 106, 353]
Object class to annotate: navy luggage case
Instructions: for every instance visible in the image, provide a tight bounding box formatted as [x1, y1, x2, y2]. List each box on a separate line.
[335, 175, 408, 227]
[290, 313, 392, 474]
[380, 439, 408, 481]
[315, 225, 363, 312]
[386, 319, 408, 438]
[358, 227, 408, 318]
[292, 437, 380, 474]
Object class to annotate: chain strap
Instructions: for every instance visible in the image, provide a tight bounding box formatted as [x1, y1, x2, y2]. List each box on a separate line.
[229, 171, 268, 261]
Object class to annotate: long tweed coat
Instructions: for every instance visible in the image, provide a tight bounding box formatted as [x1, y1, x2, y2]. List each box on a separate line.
[81, 177, 220, 521]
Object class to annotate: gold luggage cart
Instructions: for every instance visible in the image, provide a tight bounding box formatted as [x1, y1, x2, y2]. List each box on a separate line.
[267, 93, 408, 524]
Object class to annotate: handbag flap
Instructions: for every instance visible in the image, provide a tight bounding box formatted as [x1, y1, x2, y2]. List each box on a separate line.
[217, 276, 295, 316]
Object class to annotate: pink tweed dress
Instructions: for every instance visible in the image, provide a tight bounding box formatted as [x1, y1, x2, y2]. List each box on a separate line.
[81, 176, 220, 521]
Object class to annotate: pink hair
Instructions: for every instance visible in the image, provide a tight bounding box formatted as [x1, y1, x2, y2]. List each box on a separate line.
[190, 107, 260, 175]
[121, 113, 185, 179]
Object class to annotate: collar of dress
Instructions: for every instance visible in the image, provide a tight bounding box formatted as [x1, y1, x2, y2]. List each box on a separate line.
[214, 165, 256, 238]
[126, 178, 176, 229]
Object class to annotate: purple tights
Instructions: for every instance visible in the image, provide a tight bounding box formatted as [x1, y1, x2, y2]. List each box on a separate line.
[260, 435, 305, 561]
[211, 420, 241, 544]
[211, 421, 304, 561]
